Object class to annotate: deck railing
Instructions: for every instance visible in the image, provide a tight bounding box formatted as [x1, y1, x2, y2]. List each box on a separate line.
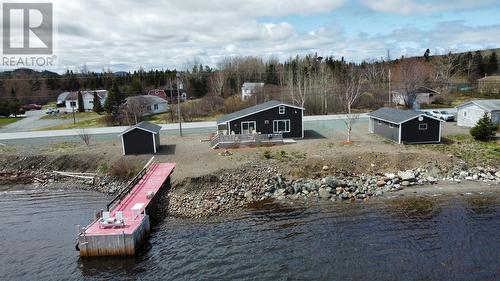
[106, 157, 155, 211]
[210, 133, 283, 148]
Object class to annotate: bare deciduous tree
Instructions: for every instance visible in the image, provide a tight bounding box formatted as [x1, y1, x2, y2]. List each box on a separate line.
[340, 65, 363, 143]
[123, 96, 148, 125]
[432, 52, 461, 94]
[78, 129, 92, 146]
[393, 59, 429, 108]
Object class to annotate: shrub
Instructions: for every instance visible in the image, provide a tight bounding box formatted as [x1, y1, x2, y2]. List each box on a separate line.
[109, 159, 137, 180]
[470, 113, 498, 141]
[262, 150, 272, 159]
[97, 162, 109, 174]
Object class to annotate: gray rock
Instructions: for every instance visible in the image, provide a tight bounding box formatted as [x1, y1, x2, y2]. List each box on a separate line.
[398, 170, 415, 181]
[401, 181, 410, 186]
[384, 173, 397, 180]
[318, 187, 332, 199]
[376, 180, 386, 187]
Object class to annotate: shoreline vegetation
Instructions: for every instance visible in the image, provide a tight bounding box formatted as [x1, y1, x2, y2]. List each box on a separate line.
[0, 133, 498, 217]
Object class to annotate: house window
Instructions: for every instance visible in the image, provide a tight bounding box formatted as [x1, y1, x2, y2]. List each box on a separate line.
[154, 104, 159, 110]
[419, 123, 428, 130]
[88, 100, 93, 104]
[463, 111, 467, 117]
[146, 105, 151, 111]
[273, 120, 290, 133]
[70, 101, 77, 107]
[279, 106, 285, 114]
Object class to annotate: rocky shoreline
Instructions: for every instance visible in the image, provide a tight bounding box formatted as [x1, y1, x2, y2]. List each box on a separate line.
[2, 162, 499, 218]
[165, 164, 500, 218]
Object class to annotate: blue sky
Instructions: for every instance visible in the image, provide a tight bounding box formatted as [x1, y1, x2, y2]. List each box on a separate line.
[2, 0, 499, 72]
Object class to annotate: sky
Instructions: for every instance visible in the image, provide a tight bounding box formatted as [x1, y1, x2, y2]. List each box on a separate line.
[2, 0, 500, 73]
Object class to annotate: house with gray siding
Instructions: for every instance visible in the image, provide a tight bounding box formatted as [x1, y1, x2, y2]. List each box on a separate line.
[456, 99, 500, 127]
[368, 107, 443, 144]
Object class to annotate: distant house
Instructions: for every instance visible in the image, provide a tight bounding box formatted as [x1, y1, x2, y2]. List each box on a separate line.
[368, 107, 443, 144]
[241, 82, 264, 100]
[64, 90, 108, 112]
[456, 99, 500, 127]
[478, 76, 500, 94]
[163, 88, 187, 103]
[125, 95, 169, 116]
[392, 86, 440, 107]
[56, 92, 70, 107]
[148, 89, 167, 99]
[119, 121, 162, 155]
[216, 100, 304, 138]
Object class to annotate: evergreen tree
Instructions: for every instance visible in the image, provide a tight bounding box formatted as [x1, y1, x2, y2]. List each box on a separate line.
[92, 91, 103, 113]
[104, 82, 124, 113]
[424, 49, 431, 61]
[0, 100, 10, 116]
[486, 52, 498, 75]
[470, 113, 498, 141]
[473, 51, 485, 77]
[77, 91, 85, 112]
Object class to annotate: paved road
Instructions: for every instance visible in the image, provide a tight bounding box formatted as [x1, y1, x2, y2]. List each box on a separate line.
[0, 114, 369, 143]
[0, 109, 75, 133]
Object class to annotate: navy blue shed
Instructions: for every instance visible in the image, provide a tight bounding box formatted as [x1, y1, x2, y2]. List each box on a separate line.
[368, 108, 443, 144]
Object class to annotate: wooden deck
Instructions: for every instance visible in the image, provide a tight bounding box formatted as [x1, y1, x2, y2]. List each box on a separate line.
[210, 133, 283, 149]
[78, 162, 175, 257]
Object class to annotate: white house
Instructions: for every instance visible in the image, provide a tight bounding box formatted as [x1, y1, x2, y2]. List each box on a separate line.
[456, 99, 500, 127]
[241, 82, 264, 100]
[392, 87, 440, 107]
[125, 95, 169, 116]
[56, 92, 70, 107]
[65, 90, 108, 112]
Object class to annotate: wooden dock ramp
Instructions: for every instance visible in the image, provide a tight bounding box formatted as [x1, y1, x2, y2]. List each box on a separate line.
[78, 159, 175, 257]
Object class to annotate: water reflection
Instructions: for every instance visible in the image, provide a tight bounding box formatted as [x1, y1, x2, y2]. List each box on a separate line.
[386, 196, 442, 220]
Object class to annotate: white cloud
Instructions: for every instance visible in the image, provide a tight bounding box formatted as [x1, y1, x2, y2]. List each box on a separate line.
[361, 0, 496, 14]
[12, 0, 496, 73]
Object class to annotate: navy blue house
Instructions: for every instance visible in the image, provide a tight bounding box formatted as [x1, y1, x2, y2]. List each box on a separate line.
[216, 100, 305, 139]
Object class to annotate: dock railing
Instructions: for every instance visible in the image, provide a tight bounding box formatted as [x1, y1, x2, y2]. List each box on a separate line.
[106, 156, 155, 211]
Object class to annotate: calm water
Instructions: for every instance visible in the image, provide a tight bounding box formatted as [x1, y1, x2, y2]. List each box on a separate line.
[0, 187, 499, 281]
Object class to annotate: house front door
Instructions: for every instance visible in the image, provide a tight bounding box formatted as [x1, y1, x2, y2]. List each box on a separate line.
[241, 121, 256, 134]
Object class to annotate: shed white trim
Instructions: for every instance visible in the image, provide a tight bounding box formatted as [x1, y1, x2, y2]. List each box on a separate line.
[118, 126, 159, 136]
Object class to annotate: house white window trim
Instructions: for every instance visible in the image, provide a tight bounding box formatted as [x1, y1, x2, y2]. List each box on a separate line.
[154, 104, 159, 110]
[241, 121, 257, 134]
[419, 123, 428, 130]
[273, 119, 290, 133]
[279, 105, 285, 114]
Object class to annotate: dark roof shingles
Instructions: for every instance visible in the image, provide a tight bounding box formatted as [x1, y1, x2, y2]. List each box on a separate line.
[368, 107, 422, 124]
[217, 100, 301, 124]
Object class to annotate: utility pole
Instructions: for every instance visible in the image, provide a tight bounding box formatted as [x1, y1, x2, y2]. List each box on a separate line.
[72, 103, 76, 124]
[388, 68, 391, 106]
[176, 73, 183, 137]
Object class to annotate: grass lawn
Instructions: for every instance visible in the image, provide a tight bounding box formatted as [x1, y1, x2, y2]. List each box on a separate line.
[421, 134, 500, 166]
[38, 115, 106, 130]
[143, 112, 218, 124]
[41, 111, 102, 120]
[0, 117, 24, 128]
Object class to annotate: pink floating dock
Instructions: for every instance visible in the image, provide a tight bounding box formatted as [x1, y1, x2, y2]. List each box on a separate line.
[78, 162, 175, 257]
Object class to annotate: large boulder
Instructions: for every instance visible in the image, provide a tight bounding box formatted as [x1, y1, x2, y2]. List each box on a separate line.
[398, 170, 415, 181]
